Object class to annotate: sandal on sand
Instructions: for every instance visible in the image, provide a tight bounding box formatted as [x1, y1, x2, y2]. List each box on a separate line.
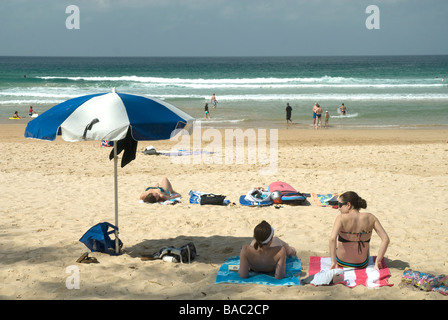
[76, 252, 99, 264]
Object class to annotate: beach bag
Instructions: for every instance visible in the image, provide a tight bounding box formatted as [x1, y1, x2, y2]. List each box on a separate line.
[189, 190, 227, 205]
[200, 193, 227, 205]
[152, 242, 197, 263]
[79, 222, 123, 255]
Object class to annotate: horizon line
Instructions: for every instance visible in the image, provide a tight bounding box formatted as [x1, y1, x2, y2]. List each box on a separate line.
[1, 53, 448, 59]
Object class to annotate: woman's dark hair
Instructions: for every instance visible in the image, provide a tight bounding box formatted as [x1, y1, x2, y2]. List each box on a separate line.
[143, 193, 157, 203]
[253, 220, 273, 250]
[339, 191, 367, 210]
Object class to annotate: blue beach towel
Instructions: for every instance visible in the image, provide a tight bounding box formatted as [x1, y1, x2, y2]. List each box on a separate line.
[215, 256, 302, 286]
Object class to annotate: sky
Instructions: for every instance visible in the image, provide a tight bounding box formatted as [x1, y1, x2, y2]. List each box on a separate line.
[0, 0, 447, 57]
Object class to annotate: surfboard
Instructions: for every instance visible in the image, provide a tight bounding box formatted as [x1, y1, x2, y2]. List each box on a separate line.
[268, 181, 306, 204]
[9, 117, 21, 120]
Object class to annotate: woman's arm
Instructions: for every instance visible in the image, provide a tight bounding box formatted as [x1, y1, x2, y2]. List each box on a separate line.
[373, 216, 390, 270]
[329, 216, 342, 269]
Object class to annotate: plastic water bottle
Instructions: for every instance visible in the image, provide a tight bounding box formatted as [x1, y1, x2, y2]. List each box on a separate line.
[162, 256, 177, 263]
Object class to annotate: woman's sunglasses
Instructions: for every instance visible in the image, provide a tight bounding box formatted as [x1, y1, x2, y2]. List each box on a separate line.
[338, 201, 348, 208]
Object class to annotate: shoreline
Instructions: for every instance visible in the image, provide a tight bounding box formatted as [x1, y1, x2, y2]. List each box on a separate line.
[2, 123, 447, 145]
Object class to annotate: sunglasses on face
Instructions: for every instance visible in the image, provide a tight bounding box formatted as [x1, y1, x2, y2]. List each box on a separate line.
[338, 201, 348, 208]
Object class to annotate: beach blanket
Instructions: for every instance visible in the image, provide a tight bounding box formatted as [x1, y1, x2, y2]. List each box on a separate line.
[239, 188, 273, 207]
[140, 146, 214, 156]
[311, 193, 338, 207]
[239, 195, 273, 206]
[215, 256, 302, 286]
[159, 150, 214, 156]
[309, 256, 393, 288]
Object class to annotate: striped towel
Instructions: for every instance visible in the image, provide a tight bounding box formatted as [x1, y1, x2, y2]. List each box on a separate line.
[309, 256, 393, 288]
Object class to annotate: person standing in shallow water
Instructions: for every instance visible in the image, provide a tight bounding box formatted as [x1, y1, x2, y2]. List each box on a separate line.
[285, 103, 293, 128]
[324, 110, 330, 128]
[211, 93, 217, 108]
[204, 103, 210, 119]
[312, 103, 318, 128]
[339, 103, 347, 115]
[314, 104, 323, 129]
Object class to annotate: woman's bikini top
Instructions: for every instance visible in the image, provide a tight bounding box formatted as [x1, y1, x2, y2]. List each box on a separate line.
[338, 230, 372, 254]
[145, 186, 171, 196]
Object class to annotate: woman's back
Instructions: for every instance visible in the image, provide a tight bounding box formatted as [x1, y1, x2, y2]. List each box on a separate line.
[330, 191, 389, 270]
[339, 211, 375, 235]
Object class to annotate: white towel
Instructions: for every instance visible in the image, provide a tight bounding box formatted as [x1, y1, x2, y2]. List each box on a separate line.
[311, 269, 344, 286]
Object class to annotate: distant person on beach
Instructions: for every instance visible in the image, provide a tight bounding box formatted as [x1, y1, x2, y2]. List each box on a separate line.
[211, 93, 218, 108]
[28, 106, 35, 116]
[239, 220, 296, 280]
[285, 103, 293, 127]
[325, 110, 330, 128]
[140, 177, 180, 203]
[315, 104, 323, 128]
[312, 103, 318, 127]
[13, 111, 22, 119]
[204, 103, 210, 119]
[339, 103, 347, 115]
[329, 191, 390, 271]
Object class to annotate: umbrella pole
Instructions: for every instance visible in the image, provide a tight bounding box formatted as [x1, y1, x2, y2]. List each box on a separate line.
[113, 142, 120, 254]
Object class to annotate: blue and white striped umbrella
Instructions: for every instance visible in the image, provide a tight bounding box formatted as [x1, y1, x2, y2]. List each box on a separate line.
[25, 88, 194, 142]
[24, 89, 195, 254]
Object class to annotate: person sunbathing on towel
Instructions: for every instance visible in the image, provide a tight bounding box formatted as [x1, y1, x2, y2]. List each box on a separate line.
[140, 177, 180, 203]
[329, 191, 390, 271]
[238, 220, 296, 280]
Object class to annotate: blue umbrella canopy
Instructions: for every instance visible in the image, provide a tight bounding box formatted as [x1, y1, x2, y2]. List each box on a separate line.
[24, 89, 195, 254]
[25, 89, 194, 142]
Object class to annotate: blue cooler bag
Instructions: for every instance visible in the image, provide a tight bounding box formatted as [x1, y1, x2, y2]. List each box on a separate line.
[79, 222, 122, 255]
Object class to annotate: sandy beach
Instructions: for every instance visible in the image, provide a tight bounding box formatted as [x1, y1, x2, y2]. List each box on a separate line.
[1, 123, 447, 301]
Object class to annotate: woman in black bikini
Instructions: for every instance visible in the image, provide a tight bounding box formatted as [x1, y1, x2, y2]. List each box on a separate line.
[329, 191, 390, 270]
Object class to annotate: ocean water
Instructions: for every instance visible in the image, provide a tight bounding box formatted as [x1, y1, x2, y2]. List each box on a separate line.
[1, 55, 447, 129]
